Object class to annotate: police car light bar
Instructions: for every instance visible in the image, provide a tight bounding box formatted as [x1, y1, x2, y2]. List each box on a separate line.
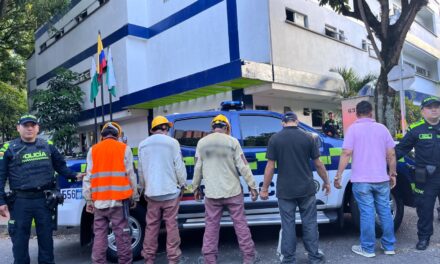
[221, 101, 244, 111]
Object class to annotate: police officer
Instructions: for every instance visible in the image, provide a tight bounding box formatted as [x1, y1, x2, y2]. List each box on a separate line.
[0, 114, 83, 264]
[396, 96, 440, 250]
[322, 112, 340, 138]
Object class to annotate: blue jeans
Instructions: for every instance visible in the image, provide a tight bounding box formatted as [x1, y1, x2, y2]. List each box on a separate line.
[278, 195, 324, 264]
[352, 182, 396, 253]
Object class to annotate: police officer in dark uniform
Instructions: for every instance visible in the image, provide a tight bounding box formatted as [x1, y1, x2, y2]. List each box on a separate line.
[0, 114, 83, 264]
[322, 112, 340, 138]
[396, 96, 440, 250]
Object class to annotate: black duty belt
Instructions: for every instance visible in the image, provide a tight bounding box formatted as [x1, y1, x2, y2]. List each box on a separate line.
[14, 190, 46, 199]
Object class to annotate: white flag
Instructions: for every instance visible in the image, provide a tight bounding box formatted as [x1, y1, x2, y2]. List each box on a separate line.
[106, 47, 117, 97]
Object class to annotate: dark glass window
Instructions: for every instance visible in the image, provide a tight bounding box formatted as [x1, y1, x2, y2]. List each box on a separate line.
[173, 117, 213, 147]
[240, 115, 282, 147]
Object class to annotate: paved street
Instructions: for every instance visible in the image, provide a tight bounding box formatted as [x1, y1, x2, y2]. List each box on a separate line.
[1, 206, 440, 263]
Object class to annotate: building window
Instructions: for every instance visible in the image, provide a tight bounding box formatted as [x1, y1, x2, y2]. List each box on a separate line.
[311, 109, 323, 127]
[325, 25, 338, 39]
[404, 61, 431, 79]
[255, 105, 269, 110]
[416, 66, 431, 78]
[362, 39, 368, 50]
[53, 28, 64, 41]
[338, 30, 346, 41]
[39, 43, 47, 52]
[75, 10, 88, 23]
[285, 8, 308, 28]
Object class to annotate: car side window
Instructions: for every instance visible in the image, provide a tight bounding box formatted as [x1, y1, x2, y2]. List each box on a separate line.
[240, 115, 283, 147]
[173, 117, 213, 147]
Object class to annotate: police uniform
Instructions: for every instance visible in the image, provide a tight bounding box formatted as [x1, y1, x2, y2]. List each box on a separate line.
[395, 97, 440, 250]
[322, 119, 340, 137]
[0, 119, 77, 263]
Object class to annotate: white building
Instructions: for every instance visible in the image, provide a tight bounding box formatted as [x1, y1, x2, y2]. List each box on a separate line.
[27, 0, 440, 149]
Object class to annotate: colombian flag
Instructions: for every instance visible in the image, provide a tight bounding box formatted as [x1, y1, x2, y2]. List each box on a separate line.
[97, 32, 107, 83]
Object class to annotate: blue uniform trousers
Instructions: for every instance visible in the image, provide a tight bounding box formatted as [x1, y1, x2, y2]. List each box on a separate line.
[8, 196, 54, 264]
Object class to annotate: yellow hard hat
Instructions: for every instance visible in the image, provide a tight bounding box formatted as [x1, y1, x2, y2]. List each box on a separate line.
[101, 122, 123, 138]
[211, 114, 230, 134]
[151, 116, 173, 130]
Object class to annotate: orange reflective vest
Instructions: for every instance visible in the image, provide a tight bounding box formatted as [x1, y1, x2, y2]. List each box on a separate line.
[90, 138, 133, 201]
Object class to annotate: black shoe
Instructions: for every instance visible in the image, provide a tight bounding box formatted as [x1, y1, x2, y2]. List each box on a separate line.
[416, 240, 430, 250]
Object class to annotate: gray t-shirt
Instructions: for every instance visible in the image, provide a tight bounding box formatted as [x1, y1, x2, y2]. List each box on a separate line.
[266, 126, 319, 199]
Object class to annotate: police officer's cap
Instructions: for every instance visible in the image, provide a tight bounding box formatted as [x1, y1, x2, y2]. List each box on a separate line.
[18, 114, 38, 125]
[421, 96, 440, 108]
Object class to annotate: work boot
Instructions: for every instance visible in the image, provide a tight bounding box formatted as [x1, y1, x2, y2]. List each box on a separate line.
[416, 239, 430, 250]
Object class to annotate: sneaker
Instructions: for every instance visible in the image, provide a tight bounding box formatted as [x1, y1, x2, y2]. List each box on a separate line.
[244, 251, 261, 264]
[351, 245, 375, 258]
[380, 244, 396, 255]
[178, 256, 189, 264]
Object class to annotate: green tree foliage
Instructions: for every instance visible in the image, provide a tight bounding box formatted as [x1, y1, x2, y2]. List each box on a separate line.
[0, 0, 69, 89]
[331, 67, 376, 98]
[0, 81, 27, 142]
[394, 97, 422, 133]
[319, 0, 428, 134]
[32, 69, 84, 155]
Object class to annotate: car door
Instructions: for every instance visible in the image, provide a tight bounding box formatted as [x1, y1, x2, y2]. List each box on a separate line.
[237, 113, 283, 203]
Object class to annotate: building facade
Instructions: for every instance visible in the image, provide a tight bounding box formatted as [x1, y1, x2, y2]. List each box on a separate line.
[27, 0, 440, 149]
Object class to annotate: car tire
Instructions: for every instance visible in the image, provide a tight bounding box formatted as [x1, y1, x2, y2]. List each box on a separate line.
[350, 191, 404, 236]
[106, 205, 146, 263]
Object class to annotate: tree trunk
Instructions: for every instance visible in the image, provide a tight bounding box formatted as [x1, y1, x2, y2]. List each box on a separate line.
[375, 68, 397, 136]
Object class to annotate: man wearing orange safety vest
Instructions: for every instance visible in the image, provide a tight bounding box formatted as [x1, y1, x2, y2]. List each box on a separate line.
[83, 122, 139, 264]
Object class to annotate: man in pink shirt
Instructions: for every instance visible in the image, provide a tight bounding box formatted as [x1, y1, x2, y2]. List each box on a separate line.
[334, 101, 397, 258]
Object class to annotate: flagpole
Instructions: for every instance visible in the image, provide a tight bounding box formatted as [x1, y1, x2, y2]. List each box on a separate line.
[93, 99, 98, 144]
[100, 81, 105, 124]
[109, 92, 113, 121]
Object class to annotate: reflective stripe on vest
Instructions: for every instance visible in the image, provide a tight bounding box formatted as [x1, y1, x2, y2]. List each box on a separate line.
[90, 139, 133, 201]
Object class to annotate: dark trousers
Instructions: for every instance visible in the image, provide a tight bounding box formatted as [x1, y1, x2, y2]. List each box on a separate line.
[8, 197, 54, 264]
[278, 195, 324, 264]
[414, 172, 440, 241]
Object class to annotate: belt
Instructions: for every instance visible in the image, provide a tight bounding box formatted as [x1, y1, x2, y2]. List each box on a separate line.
[14, 190, 46, 199]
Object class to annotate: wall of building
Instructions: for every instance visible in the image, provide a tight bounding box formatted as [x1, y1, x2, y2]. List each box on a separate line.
[269, 0, 380, 79]
[236, 0, 271, 63]
[253, 94, 339, 128]
[35, 0, 129, 83]
[130, 1, 231, 94]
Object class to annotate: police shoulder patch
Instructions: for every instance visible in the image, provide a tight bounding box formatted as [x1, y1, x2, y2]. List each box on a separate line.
[409, 119, 425, 130]
[0, 142, 10, 152]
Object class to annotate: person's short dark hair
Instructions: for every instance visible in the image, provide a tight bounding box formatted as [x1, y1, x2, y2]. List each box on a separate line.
[282, 112, 298, 123]
[328, 111, 333, 115]
[151, 124, 170, 132]
[212, 122, 227, 130]
[101, 127, 119, 138]
[356, 101, 373, 116]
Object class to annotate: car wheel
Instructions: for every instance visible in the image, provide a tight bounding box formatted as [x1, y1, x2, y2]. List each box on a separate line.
[350, 191, 404, 236]
[106, 205, 146, 263]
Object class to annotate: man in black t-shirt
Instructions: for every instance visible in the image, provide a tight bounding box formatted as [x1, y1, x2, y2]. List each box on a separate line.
[260, 112, 330, 264]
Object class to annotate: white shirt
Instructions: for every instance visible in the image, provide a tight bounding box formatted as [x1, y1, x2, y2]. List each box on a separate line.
[138, 134, 187, 199]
